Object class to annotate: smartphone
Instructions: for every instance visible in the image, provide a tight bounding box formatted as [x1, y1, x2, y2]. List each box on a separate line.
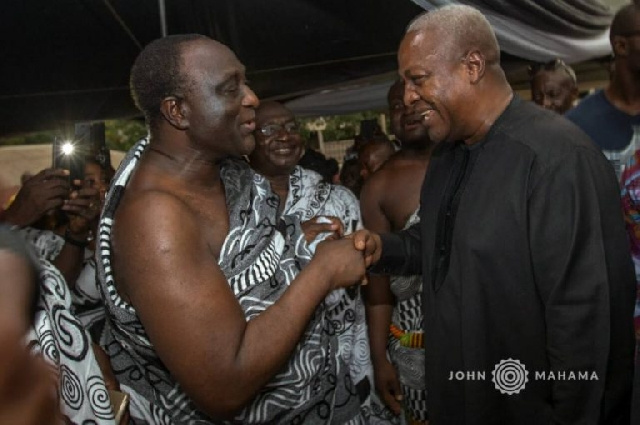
[52, 137, 85, 184]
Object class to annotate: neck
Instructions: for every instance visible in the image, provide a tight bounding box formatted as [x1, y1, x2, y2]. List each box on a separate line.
[266, 172, 291, 194]
[464, 85, 513, 145]
[606, 67, 640, 114]
[398, 143, 434, 159]
[145, 135, 223, 187]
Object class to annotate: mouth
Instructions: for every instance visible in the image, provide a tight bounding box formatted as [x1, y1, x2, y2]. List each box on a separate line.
[240, 119, 256, 134]
[271, 144, 300, 156]
[417, 108, 437, 123]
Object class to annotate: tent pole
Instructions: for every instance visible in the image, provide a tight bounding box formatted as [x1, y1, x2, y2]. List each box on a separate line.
[159, 0, 167, 37]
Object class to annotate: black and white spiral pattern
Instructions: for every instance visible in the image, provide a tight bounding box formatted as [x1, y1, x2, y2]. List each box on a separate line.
[87, 376, 115, 419]
[60, 364, 84, 410]
[24, 243, 116, 424]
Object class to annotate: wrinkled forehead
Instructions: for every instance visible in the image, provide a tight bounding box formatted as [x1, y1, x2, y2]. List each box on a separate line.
[398, 30, 446, 71]
[180, 39, 244, 81]
[255, 103, 295, 125]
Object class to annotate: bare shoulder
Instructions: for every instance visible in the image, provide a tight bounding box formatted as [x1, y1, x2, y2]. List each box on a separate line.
[115, 189, 199, 244]
[111, 189, 210, 298]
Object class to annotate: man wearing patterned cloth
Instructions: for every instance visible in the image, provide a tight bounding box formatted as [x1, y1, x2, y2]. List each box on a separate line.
[96, 35, 369, 424]
[360, 80, 433, 424]
[248, 100, 389, 421]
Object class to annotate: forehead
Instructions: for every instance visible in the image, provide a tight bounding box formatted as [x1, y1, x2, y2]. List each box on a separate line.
[180, 39, 244, 83]
[531, 70, 572, 88]
[85, 162, 102, 174]
[256, 103, 294, 124]
[398, 30, 441, 69]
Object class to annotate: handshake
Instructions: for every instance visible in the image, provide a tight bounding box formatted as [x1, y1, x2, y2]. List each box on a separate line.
[301, 215, 382, 289]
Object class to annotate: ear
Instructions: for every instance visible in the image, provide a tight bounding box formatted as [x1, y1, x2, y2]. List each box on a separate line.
[160, 97, 189, 130]
[612, 36, 628, 58]
[464, 50, 485, 85]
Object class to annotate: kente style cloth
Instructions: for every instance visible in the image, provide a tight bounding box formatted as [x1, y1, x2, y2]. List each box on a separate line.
[18, 228, 116, 424]
[97, 139, 365, 424]
[283, 166, 389, 423]
[387, 209, 427, 424]
[620, 152, 640, 356]
[71, 248, 107, 342]
[284, 165, 362, 234]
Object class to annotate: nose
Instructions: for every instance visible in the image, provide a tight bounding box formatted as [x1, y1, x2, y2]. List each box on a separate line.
[403, 83, 420, 107]
[542, 95, 552, 108]
[242, 85, 259, 109]
[274, 128, 290, 140]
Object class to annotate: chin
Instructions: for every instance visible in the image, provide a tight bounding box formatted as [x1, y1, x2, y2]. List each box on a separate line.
[238, 136, 256, 156]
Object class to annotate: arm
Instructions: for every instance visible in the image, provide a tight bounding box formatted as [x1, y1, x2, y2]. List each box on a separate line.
[1, 169, 69, 227]
[114, 192, 367, 420]
[529, 149, 635, 423]
[0, 235, 58, 425]
[359, 176, 402, 414]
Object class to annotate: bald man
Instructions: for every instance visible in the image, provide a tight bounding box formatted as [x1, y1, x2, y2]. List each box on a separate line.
[354, 5, 635, 424]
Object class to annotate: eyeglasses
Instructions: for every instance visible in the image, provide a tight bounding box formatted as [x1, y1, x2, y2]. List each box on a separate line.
[259, 121, 299, 137]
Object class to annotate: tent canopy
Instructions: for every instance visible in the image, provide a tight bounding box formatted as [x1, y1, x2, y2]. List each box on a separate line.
[0, 0, 628, 136]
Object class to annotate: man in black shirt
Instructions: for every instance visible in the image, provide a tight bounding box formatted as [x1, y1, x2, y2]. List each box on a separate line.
[354, 5, 636, 425]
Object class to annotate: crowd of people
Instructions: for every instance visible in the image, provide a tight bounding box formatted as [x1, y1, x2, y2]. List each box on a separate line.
[1, 3, 640, 425]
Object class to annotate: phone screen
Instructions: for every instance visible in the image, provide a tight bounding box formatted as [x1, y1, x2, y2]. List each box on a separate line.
[52, 138, 85, 184]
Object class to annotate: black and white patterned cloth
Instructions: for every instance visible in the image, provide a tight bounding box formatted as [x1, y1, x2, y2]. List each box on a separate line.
[20, 228, 116, 424]
[97, 140, 367, 424]
[71, 250, 106, 342]
[283, 166, 386, 421]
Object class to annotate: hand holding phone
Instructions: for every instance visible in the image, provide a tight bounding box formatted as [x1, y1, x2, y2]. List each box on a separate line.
[1, 169, 70, 227]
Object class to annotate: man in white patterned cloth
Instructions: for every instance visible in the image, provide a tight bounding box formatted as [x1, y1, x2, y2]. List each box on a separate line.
[96, 34, 370, 424]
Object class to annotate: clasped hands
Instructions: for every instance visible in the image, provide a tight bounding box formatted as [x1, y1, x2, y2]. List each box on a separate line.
[302, 216, 382, 287]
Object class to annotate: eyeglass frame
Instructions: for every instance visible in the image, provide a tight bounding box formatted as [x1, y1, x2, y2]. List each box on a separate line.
[258, 121, 300, 137]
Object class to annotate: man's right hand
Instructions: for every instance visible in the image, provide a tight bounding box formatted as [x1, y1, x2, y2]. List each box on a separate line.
[2, 169, 70, 227]
[374, 358, 404, 416]
[314, 238, 366, 289]
[349, 229, 383, 268]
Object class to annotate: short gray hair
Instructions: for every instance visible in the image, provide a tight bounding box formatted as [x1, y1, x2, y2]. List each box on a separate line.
[406, 5, 500, 64]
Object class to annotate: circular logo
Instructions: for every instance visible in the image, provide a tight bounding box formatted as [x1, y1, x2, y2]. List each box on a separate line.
[492, 358, 529, 395]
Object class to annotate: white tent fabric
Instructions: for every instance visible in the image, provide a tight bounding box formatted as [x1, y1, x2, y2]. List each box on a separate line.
[410, 0, 612, 63]
[285, 80, 395, 117]
[286, 0, 623, 117]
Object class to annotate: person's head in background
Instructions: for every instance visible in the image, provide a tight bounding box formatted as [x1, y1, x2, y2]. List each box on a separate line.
[609, 3, 640, 84]
[298, 149, 340, 183]
[357, 135, 395, 181]
[339, 158, 362, 198]
[249, 101, 303, 178]
[388, 79, 432, 150]
[529, 59, 578, 114]
[83, 158, 115, 204]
